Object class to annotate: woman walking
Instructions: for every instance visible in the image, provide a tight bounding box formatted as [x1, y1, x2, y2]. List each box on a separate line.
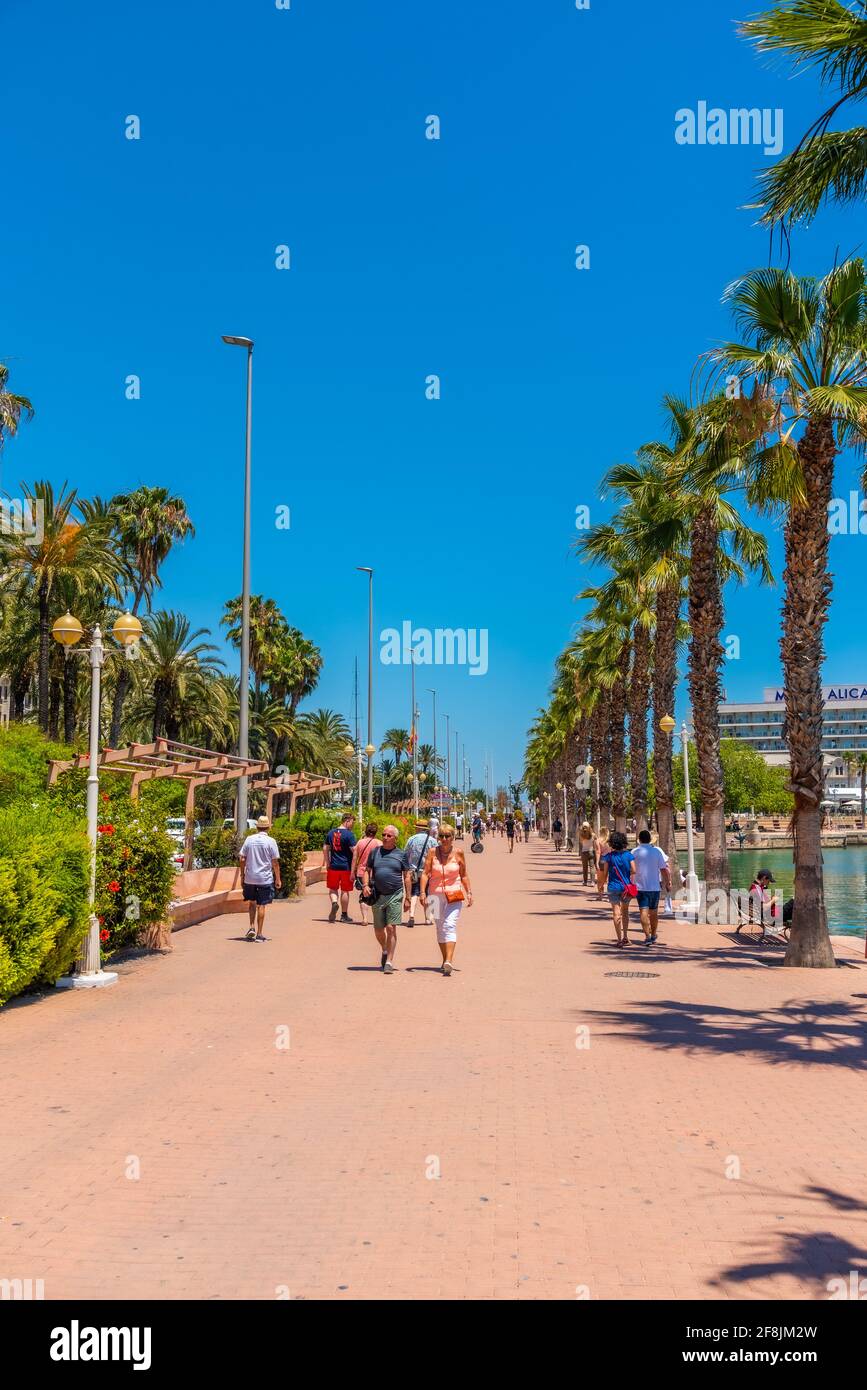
[599, 830, 636, 947]
[420, 823, 473, 976]
[350, 821, 382, 927]
[578, 821, 596, 885]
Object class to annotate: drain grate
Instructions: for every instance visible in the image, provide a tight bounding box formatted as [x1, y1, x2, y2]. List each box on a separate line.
[604, 971, 660, 979]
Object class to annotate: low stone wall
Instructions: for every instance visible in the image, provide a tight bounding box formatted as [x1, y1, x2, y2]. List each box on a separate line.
[168, 852, 325, 933]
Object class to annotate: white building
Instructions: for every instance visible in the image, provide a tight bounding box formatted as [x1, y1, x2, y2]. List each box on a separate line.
[718, 684, 867, 789]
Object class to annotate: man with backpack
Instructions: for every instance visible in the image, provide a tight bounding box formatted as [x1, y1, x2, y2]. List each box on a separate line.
[361, 825, 411, 973]
[323, 812, 357, 922]
[404, 818, 437, 926]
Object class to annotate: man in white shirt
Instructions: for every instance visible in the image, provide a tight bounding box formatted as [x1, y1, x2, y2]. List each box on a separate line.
[239, 815, 282, 941]
[632, 829, 671, 945]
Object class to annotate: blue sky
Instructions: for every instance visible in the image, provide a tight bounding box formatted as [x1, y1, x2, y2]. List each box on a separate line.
[3, 0, 866, 785]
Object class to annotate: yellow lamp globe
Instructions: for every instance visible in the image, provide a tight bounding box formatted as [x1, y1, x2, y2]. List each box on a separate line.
[343, 742, 355, 758]
[112, 611, 143, 647]
[52, 612, 84, 647]
[364, 743, 376, 757]
[659, 714, 676, 736]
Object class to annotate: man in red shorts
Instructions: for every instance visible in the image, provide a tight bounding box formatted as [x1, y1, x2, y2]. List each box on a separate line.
[323, 812, 357, 922]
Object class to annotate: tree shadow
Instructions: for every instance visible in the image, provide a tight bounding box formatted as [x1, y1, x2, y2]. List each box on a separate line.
[582, 997, 867, 1070]
[716, 1229, 867, 1295]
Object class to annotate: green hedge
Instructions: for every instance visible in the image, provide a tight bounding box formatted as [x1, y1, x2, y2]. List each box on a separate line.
[93, 798, 177, 955]
[0, 802, 90, 1005]
[290, 806, 412, 850]
[267, 820, 308, 895]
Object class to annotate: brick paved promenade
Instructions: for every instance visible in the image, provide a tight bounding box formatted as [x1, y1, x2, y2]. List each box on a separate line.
[2, 833, 866, 1300]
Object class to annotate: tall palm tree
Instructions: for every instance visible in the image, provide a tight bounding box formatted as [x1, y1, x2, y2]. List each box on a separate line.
[133, 610, 223, 741]
[708, 259, 867, 966]
[383, 728, 410, 763]
[741, 0, 867, 227]
[222, 594, 287, 703]
[0, 481, 123, 731]
[108, 487, 194, 745]
[856, 750, 867, 824]
[0, 363, 34, 451]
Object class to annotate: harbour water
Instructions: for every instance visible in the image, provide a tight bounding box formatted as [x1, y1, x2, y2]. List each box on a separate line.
[695, 847, 867, 938]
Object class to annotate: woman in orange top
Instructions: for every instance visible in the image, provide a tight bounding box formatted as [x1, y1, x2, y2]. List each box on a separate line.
[419, 823, 473, 976]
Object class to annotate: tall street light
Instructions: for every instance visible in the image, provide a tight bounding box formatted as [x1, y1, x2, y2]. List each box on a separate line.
[52, 610, 143, 988]
[357, 567, 374, 804]
[445, 713, 450, 813]
[428, 688, 437, 818]
[222, 334, 254, 838]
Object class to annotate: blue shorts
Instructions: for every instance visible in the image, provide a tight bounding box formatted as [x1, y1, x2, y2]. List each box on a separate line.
[243, 882, 274, 905]
[637, 890, 660, 910]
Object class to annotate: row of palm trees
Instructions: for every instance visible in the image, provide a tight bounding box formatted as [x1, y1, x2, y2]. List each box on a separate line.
[0, 478, 361, 782]
[528, 0, 867, 969]
[0, 473, 456, 803]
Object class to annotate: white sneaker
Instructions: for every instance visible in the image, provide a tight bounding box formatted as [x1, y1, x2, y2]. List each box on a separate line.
[383, 961, 395, 974]
[442, 961, 452, 976]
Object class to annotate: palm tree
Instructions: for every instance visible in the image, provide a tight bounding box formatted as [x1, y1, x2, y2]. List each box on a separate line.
[0, 481, 123, 731]
[856, 750, 867, 824]
[108, 487, 194, 745]
[708, 259, 867, 966]
[222, 595, 288, 703]
[133, 610, 223, 740]
[0, 363, 34, 450]
[741, 0, 867, 227]
[383, 728, 410, 763]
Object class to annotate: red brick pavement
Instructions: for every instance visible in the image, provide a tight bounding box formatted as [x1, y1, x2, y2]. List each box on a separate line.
[1, 833, 866, 1301]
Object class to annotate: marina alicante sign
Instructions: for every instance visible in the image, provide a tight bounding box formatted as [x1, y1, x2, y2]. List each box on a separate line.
[763, 686, 867, 703]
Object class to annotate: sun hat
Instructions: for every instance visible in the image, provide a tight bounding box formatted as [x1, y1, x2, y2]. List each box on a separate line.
[257, 815, 271, 830]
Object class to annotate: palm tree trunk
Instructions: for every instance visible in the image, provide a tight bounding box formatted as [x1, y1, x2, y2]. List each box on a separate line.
[688, 505, 730, 894]
[62, 655, 77, 744]
[37, 579, 50, 732]
[109, 581, 146, 747]
[781, 417, 836, 968]
[152, 680, 167, 741]
[48, 675, 61, 739]
[610, 640, 631, 831]
[652, 584, 680, 866]
[629, 624, 651, 830]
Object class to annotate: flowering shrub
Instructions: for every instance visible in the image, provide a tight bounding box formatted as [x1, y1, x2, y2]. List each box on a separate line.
[93, 798, 176, 955]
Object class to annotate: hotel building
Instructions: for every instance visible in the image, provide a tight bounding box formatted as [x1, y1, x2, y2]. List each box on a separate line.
[718, 684, 867, 788]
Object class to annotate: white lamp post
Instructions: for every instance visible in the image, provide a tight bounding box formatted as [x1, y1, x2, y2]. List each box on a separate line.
[586, 763, 601, 836]
[545, 789, 552, 837]
[660, 714, 700, 913]
[52, 610, 143, 989]
[556, 781, 569, 849]
[221, 334, 254, 841]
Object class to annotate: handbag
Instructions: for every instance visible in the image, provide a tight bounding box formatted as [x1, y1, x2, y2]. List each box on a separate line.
[354, 835, 374, 890]
[437, 849, 464, 903]
[610, 856, 638, 899]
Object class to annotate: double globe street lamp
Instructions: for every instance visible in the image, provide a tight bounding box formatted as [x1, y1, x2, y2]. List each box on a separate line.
[51, 610, 143, 988]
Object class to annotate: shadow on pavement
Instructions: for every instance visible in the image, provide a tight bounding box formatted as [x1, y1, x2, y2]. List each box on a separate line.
[581, 997, 867, 1070]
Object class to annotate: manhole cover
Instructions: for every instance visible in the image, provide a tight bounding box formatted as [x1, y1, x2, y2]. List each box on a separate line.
[604, 971, 660, 979]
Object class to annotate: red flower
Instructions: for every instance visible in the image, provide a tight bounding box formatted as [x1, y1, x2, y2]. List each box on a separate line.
[97, 823, 115, 835]
[108, 879, 120, 893]
[100, 928, 110, 943]
[97, 915, 104, 925]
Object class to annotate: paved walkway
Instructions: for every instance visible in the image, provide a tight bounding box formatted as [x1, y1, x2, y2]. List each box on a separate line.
[2, 834, 866, 1300]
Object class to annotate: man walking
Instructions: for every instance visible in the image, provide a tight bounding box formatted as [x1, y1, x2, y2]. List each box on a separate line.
[505, 811, 516, 852]
[552, 815, 563, 850]
[404, 817, 437, 926]
[632, 828, 671, 945]
[361, 825, 411, 972]
[239, 815, 282, 941]
[323, 812, 357, 923]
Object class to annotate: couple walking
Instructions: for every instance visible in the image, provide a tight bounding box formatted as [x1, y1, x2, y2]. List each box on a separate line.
[360, 819, 473, 975]
[597, 828, 672, 948]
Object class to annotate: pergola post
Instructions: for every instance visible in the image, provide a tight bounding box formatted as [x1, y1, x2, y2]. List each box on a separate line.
[183, 779, 198, 872]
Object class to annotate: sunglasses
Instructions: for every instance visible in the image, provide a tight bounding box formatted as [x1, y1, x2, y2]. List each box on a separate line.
[438, 833, 454, 839]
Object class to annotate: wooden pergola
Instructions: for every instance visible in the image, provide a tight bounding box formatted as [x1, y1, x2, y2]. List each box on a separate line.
[248, 771, 346, 822]
[48, 738, 270, 869]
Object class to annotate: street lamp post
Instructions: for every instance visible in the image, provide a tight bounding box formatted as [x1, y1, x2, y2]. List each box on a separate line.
[52, 610, 143, 988]
[556, 781, 568, 849]
[428, 688, 437, 819]
[680, 721, 700, 908]
[357, 567, 374, 804]
[222, 334, 254, 840]
[586, 764, 601, 835]
[545, 790, 552, 837]
[445, 714, 450, 814]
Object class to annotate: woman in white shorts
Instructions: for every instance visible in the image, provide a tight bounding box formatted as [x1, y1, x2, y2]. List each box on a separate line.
[419, 823, 473, 976]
